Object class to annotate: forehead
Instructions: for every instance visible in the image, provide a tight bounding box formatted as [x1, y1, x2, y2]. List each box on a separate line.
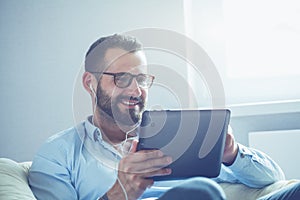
[104, 48, 147, 73]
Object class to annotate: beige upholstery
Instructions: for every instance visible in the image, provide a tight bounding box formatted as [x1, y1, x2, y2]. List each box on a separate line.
[220, 180, 300, 200]
[0, 158, 36, 200]
[0, 157, 299, 200]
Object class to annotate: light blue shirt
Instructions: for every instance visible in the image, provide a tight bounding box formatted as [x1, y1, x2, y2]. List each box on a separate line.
[28, 116, 285, 200]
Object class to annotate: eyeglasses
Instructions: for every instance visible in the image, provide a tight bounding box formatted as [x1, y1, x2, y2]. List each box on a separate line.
[91, 72, 155, 89]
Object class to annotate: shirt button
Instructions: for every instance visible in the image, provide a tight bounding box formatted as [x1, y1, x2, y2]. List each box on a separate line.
[240, 147, 246, 158]
[94, 131, 100, 141]
[240, 152, 245, 158]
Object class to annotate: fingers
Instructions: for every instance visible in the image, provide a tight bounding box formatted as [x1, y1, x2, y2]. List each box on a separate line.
[116, 150, 173, 199]
[143, 168, 172, 178]
[224, 133, 231, 149]
[223, 132, 238, 164]
[126, 149, 166, 163]
[224, 132, 235, 150]
[129, 139, 138, 153]
[121, 168, 171, 191]
[115, 142, 173, 199]
[121, 151, 172, 174]
[134, 156, 172, 174]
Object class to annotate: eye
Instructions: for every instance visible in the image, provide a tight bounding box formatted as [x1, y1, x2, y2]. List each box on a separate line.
[115, 73, 132, 85]
[136, 74, 147, 83]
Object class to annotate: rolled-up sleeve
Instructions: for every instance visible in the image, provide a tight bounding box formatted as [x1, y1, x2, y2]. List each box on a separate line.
[226, 143, 285, 188]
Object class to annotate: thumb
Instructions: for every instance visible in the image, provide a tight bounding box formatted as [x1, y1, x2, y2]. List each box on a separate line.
[129, 139, 138, 153]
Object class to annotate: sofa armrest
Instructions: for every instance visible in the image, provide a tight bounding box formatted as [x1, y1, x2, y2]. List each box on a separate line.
[0, 158, 36, 200]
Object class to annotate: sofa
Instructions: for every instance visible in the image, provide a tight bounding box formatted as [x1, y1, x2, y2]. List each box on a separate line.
[0, 158, 35, 199]
[0, 157, 299, 200]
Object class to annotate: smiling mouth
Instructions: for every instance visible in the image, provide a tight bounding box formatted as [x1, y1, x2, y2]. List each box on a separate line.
[120, 97, 142, 108]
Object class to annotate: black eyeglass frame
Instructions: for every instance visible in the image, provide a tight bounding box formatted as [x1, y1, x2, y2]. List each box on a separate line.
[90, 71, 155, 89]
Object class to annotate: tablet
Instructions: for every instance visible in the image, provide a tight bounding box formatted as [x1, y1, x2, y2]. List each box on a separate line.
[137, 109, 230, 181]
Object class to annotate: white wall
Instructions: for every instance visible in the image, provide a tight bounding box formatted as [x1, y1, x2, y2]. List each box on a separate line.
[249, 129, 300, 180]
[0, 0, 185, 161]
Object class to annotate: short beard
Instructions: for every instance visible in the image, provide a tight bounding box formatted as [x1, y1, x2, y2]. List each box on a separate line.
[96, 83, 145, 128]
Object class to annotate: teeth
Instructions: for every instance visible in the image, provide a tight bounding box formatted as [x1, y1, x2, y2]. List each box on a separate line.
[122, 100, 138, 106]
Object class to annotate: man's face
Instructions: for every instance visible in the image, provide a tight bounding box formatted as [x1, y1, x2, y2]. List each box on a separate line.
[96, 48, 148, 127]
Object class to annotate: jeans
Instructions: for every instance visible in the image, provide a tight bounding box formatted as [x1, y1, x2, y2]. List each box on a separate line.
[158, 177, 226, 200]
[156, 178, 300, 200]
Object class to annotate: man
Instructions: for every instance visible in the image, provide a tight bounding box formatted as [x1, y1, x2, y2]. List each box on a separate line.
[29, 34, 299, 200]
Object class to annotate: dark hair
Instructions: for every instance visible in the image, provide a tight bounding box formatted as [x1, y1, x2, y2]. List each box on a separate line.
[85, 34, 143, 73]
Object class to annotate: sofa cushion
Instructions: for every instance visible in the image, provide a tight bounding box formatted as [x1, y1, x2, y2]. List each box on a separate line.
[0, 158, 36, 200]
[220, 179, 300, 200]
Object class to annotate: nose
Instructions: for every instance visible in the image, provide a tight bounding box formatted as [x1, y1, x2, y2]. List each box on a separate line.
[127, 78, 142, 97]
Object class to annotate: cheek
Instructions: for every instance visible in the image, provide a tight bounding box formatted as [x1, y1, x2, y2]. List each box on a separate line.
[99, 77, 117, 93]
[108, 87, 149, 101]
[101, 83, 121, 98]
[110, 90, 122, 100]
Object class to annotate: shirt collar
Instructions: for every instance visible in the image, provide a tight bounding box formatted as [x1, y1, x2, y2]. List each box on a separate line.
[85, 115, 102, 142]
[84, 115, 128, 158]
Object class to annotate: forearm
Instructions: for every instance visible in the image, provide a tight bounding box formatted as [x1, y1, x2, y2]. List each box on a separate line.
[227, 143, 285, 188]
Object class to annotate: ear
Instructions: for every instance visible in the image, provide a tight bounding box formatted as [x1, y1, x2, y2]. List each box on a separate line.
[82, 72, 97, 95]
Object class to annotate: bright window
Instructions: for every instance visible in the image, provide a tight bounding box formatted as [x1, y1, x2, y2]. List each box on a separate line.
[184, 0, 300, 105]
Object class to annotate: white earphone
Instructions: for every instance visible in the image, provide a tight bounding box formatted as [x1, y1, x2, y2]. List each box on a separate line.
[89, 84, 96, 96]
[89, 84, 97, 126]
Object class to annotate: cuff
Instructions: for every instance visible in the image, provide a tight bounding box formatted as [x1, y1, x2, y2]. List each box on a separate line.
[227, 143, 254, 171]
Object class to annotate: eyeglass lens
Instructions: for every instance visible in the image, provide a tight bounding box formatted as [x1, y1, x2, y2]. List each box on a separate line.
[114, 73, 152, 88]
